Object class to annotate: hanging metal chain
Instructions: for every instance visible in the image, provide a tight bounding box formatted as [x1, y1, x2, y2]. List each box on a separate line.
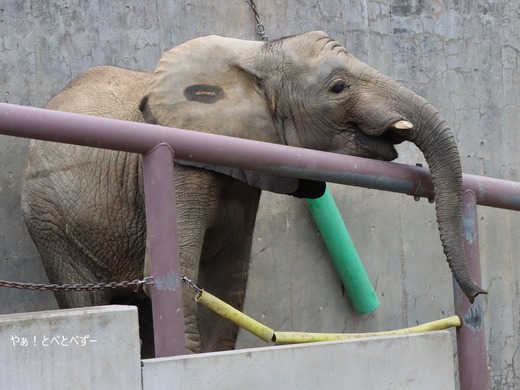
[0, 276, 154, 292]
[249, 0, 268, 41]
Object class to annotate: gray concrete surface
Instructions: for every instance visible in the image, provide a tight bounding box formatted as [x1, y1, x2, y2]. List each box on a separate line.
[143, 331, 456, 390]
[1, 1, 519, 388]
[0, 305, 455, 389]
[0, 305, 141, 389]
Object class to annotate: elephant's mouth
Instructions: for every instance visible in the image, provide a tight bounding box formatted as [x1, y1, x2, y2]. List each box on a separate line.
[353, 123, 407, 161]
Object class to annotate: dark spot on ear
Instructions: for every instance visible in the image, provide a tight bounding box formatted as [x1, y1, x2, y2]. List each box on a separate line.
[139, 95, 157, 124]
[184, 84, 225, 104]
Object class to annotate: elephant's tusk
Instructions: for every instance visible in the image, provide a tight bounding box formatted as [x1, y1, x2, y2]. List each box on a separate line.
[391, 120, 413, 130]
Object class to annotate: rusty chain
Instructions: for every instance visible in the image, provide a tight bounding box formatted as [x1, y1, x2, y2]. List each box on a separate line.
[0, 276, 154, 293]
[249, 0, 268, 41]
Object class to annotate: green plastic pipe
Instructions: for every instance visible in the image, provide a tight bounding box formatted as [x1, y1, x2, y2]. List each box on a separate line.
[306, 186, 380, 314]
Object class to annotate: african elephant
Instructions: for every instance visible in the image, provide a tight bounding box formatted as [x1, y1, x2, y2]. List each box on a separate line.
[21, 31, 485, 356]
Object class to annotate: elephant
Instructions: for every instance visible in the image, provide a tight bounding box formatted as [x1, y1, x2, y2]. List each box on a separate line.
[21, 31, 486, 357]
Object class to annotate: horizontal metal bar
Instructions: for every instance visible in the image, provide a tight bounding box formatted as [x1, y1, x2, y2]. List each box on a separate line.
[1, 102, 519, 210]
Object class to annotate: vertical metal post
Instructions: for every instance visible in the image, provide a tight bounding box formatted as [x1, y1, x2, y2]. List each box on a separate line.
[455, 190, 489, 390]
[142, 143, 185, 357]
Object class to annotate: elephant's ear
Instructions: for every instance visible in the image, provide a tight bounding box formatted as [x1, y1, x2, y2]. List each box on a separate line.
[139, 35, 325, 199]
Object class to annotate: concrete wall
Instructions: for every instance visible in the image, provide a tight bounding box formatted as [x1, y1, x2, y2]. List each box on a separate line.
[0, 306, 141, 389]
[1, 1, 519, 388]
[0, 305, 456, 389]
[143, 331, 456, 389]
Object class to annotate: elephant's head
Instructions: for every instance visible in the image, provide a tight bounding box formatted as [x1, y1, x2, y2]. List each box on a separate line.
[139, 31, 486, 303]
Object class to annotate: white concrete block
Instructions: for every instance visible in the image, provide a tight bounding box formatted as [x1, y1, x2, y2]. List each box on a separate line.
[142, 331, 455, 390]
[0, 305, 141, 390]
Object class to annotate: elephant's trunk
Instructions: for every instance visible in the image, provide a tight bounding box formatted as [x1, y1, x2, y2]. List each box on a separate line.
[354, 64, 486, 301]
[398, 91, 487, 303]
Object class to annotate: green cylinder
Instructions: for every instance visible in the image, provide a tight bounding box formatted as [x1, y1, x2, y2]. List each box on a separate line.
[306, 186, 380, 314]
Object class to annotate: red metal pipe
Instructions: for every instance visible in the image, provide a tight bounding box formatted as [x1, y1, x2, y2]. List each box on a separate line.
[142, 143, 186, 357]
[1, 103, 519, 210]
[455, 190, 489, 390]
[463, 174, 520, 211]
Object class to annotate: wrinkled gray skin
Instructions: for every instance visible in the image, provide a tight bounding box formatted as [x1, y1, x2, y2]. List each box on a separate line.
[21, 32, 485, 357]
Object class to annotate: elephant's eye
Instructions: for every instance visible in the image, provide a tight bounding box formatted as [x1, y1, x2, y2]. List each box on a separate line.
[330, 81, 349, 94]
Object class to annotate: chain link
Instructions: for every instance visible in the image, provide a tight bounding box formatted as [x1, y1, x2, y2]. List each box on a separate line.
[0, 277, 154, 293]
[181, 275, 202, 294]
[249, 0, 268, 41]
[2, 276, 203, 294]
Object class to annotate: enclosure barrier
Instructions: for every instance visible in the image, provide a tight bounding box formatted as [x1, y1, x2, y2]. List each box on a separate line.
[2, 102, 519, 390]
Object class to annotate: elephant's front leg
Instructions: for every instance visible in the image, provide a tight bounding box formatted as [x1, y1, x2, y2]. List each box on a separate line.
[196, 181, 262, 352]
[160, 167, 229, 353]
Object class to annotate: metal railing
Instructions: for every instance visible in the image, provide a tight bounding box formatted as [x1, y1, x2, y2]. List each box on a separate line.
[2, 102, 519, 390]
